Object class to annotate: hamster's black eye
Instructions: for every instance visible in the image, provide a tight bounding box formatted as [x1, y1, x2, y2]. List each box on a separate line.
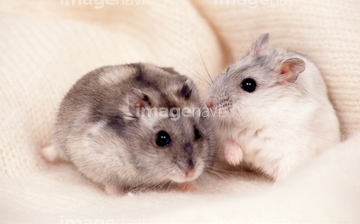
[194, 128, 201, 140]
[240, 78, 257, 93]
[156, 131, 171, 147]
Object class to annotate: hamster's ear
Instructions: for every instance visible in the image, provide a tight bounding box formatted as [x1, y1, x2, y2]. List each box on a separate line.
[278, 58, 306, 84]
[127, 88, 150, 117]
[180, 79, 195, 100]
[251, 33, 269, 55]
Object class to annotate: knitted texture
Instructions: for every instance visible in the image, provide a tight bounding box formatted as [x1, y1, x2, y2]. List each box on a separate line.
[0, 0, 359, 223]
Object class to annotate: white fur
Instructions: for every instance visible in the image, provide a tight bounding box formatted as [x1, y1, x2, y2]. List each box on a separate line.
[209, 42, 341, 180]
[72, 121, 134, 188]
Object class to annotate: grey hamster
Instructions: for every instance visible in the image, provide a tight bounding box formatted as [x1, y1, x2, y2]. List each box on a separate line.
[206, 34, 340, 181]
[41, 63, 215, 194]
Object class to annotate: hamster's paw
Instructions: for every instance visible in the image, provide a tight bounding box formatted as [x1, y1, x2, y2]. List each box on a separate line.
[177, 181, 197, 192]
[273, 157, 303, 182]
[104, 184, 125, 196]
[41, 145, 61, 163]
[274, 168, 291, 183]
[224, 139, 243, 166]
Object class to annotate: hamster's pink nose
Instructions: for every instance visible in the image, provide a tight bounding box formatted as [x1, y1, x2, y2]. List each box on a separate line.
[206, 99, 214, 109]
[185, 170, 195, 178]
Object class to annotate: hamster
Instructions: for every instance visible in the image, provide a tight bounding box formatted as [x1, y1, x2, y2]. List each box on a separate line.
[206, 34, 341, 181]
[41, 63, 215, 194]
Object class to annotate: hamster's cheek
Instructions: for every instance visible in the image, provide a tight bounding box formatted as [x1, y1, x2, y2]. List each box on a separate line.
[194, 158, 206, 174]
[192, 145, 211, 171]
[152, 157, 178, 177]
[166, 170, 185, 183]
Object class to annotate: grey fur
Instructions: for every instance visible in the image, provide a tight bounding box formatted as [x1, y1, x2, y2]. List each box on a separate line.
[53, 63, 216, 191]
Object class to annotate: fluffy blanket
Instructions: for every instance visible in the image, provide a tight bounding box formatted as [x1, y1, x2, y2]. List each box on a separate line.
[1, 0, 359, 223]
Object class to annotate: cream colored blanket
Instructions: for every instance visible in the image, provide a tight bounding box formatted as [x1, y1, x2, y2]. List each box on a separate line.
[1, 0, 360, 223]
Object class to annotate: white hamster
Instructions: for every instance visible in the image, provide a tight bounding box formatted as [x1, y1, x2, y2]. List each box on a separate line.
[206, 34, 341, 181]
[41, 63, 216, 194]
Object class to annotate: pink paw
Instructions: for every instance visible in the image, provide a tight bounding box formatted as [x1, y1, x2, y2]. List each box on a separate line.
[224, 139, 243, 166]
[104, 184, 125, 196]
[177, 181, 197, 192]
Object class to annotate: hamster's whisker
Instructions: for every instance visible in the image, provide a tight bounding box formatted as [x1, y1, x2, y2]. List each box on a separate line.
[130, 186, 138, 193]
[194, 80, 210, 89]
[168, 181, 175, 191]
[161, 180, 174, 192]
[197, 172, 213, 183]
[209, 166, 242, 174]
[185, 67, 210, 88]
[173, 55, 211, 87]
[206, 169, 229, 180]
[140, 185, 149, 192]
[233, 107, 242, 117]
[235, 43, 246, 62]
[196, 41, 214, 84]
[192, 72, 211, 88]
